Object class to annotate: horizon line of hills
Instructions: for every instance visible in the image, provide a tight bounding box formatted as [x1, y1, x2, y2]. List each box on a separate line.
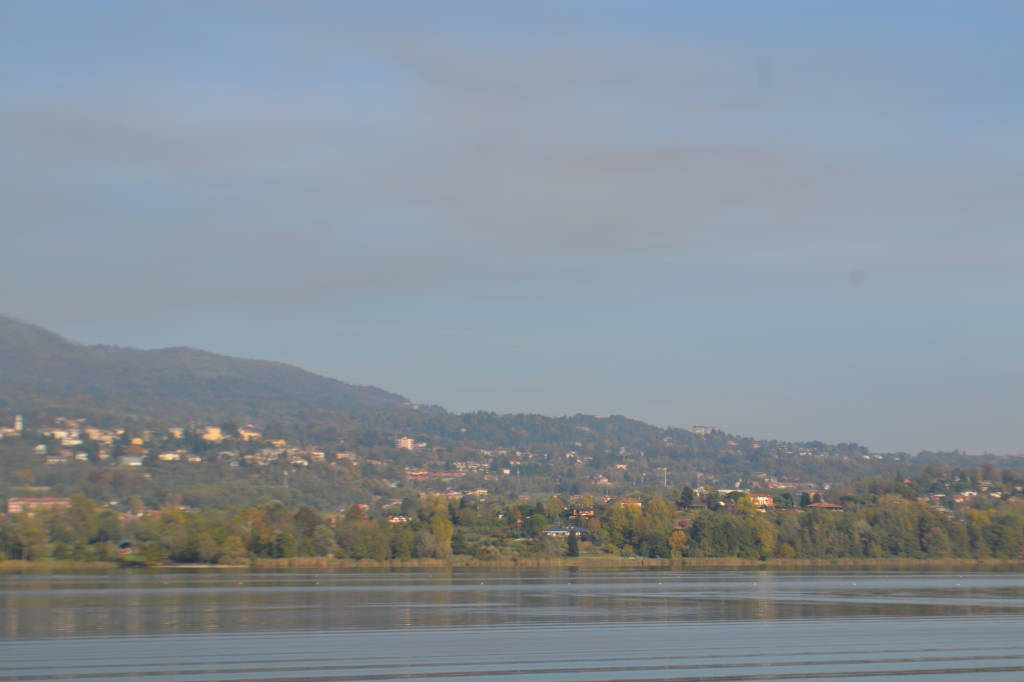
[0, 313, 1005, 462]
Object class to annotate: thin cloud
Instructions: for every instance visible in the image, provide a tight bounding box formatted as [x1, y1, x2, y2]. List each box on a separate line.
[2, 2, 1022, 321]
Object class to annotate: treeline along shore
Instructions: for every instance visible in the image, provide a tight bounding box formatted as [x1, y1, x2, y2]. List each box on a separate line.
[3, 476, 1024, 567]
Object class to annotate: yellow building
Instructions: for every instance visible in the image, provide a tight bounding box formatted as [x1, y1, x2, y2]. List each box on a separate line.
[238, 427, 262, 441]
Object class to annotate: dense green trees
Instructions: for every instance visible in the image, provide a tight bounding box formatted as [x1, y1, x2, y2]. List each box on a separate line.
[3, 489, 1024, 565]
[0, 496, 439, 564]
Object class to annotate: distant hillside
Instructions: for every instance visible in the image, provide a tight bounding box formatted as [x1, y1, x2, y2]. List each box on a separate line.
[8, 315, 1018, 493]
[0, 315, 412, 423]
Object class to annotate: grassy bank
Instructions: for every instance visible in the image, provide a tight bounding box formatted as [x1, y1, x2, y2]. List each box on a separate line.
[0, 560, 119, 571]
[249, 556, 1024, 571]
[250, 556, 673, 570]
[3, 556, 1023, 572]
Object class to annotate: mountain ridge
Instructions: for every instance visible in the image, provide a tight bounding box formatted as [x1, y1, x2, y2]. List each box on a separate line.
[7, 314, 1023, 488]
[0, 315, 413, 422]
[0, 315, 877, 456]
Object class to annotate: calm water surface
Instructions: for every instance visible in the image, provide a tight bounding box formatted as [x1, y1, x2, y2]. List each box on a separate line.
[2, 568, 1024, 681]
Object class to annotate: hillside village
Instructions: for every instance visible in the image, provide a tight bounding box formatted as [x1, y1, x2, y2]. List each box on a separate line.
[7, 313, 1022, 522]
[1, 412, 851, 505]
[4, 408, 1024, 567]
[2, 412, 1019, 522]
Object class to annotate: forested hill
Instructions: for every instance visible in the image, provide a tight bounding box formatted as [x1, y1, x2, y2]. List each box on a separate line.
[0, 315, 860, 458]
[0, 315, 412, 423]
[7, 315, 1024, 501]
[0, 315, 947, 470]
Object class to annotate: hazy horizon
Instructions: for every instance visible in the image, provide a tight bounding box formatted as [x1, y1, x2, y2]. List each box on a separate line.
[3, 2, 1022, 454]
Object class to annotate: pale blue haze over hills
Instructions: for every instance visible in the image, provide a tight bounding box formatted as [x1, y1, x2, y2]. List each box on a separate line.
[2, 1, 1022, 454]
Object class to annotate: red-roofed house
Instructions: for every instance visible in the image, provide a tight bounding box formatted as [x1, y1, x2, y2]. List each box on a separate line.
[6, 497, 71, 515]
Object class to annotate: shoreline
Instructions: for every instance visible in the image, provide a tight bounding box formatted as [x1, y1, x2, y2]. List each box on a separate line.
[3, 556, 1024, 571]
[249, 556, 1024, 570]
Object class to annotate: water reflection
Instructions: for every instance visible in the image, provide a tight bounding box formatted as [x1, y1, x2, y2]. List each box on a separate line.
[3, 568, 1024, 639]
[4, 570, 1024, 682]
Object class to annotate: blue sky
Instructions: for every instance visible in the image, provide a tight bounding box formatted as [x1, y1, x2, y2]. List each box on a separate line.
[3, 1, 1023, 453]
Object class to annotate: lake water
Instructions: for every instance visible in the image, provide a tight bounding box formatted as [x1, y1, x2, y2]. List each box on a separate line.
[3, 568, 1024, 681]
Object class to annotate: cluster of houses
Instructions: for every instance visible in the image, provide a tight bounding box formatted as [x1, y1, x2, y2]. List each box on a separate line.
[2, 414, 821, 500]
[405, 466, 484, 482]
[2, 416, 343, 469]
[2, 495, 192, 522]
[13, 414, 998, 520]
[4, 414, 832, 503]
[919, 482, 1022, 509]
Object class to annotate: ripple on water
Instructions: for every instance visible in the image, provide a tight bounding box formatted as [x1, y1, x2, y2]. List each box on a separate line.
[3, 569, 1024, 681]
